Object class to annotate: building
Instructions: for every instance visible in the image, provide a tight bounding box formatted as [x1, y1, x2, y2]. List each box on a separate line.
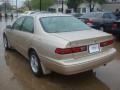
[48, 4, 68, 13]
[48, 0, 68, 13]
[49, 0, 102, 14]
[74, 0, 120, 13]
[49, 0, 120, 14]
[103, 0, 120, 12]
[56, 0, 66, 4]
[77, 3, 102, 14]
[106, 0, 120, 3]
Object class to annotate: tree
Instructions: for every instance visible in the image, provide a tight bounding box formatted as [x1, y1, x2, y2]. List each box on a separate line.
[31, 0, 55, 10]
[23, 0, 32, 10]
[67, 0, 106, 12]
[0, 2, 13, 12]
[67, 0, 83, 12]
[85, 0, 106, 12]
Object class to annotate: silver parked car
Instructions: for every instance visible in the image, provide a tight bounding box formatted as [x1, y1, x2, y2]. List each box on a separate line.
[3, 13, 116, 76]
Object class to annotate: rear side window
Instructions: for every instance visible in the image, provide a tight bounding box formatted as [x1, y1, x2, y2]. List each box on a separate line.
[13, 17, 25, 30]
[21, 17, 34, 33]
[81, 13, 93, 18]
[103, 13, 116, 19]
[103, 13, 110, 19]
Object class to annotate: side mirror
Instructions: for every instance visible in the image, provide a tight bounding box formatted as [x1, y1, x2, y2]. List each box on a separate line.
[6, 25, 12, 29]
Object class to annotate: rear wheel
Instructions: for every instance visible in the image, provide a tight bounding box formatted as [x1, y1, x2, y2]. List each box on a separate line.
[29, 51, 43, 77]
[3, 35, 10, 50]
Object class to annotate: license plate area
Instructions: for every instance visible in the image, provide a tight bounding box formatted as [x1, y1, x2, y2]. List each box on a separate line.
[89, 44, 100, 54]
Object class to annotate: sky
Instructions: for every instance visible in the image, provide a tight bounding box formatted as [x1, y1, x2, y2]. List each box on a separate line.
[10, 0, 25, 7]
[0, 0, 25, 7]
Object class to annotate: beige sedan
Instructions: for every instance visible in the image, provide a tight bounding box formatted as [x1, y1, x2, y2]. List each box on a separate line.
[3, 13, 116, 76]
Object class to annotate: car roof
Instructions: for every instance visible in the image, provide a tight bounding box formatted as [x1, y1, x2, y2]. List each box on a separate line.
[80, 11, 114, 18]
[24, 13, 71, 18]
[83, 11, 113, 15]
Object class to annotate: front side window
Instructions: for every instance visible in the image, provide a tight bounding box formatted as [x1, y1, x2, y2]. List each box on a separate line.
[40, 16, 90, 33]
[21, 17, 34, 33]
[13, 17, 25, 30]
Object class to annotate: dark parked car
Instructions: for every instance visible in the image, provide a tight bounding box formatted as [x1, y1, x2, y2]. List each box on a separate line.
[107, 20, 120, 37]
[79, 12, 117, 31]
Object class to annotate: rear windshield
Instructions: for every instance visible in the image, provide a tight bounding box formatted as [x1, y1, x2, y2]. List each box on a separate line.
[40, 16, 90, 33]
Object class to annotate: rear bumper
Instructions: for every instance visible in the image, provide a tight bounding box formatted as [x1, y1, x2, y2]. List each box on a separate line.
[44, 48, 116, 75]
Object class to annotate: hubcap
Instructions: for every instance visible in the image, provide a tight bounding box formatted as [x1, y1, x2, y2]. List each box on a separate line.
[30, 55, 39, 73]
[3, 37, 7, 48]
[100, 27, 104, 31]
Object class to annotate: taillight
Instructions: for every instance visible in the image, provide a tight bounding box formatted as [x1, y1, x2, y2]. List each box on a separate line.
[100, 40, 114, 47]
[55, 46, 87, 55]
[112, 23, 117, 29]
[85, 19, 94, 26]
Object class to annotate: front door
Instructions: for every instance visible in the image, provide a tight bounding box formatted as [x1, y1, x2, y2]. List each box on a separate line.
[6, 16, 25, 49]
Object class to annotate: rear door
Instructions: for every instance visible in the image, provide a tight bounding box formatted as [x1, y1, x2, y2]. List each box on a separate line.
[15, 16, 34, 57]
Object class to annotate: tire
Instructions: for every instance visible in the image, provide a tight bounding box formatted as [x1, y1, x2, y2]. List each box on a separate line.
[29, 50, 43, 77]
[3, 35, 10, 50]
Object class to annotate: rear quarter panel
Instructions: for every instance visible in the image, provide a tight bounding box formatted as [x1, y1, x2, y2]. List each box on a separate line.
[31, 34, 74, 61]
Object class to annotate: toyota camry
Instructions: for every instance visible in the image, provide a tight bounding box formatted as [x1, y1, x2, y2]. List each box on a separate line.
[3, 13, 116, 76]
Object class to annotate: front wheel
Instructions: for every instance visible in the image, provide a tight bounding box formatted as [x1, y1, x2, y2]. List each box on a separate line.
[29, 51, 43, 77]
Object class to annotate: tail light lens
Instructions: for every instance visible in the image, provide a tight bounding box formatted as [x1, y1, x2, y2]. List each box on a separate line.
[55, 39, 114, 54]
[112, 23, 117, 29]
[55, 46, 87, 55]
[100, 40, 114, 47]
[85, 19, 94, 26]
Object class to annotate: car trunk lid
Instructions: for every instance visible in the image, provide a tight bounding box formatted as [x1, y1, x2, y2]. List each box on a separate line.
[51, 29, 114, 59]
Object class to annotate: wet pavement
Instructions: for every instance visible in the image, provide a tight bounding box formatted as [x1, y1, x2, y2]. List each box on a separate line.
[0, 19, 120, 90]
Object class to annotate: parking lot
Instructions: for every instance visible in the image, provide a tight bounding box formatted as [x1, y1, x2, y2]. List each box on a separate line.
[0, 19, 120, 90]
